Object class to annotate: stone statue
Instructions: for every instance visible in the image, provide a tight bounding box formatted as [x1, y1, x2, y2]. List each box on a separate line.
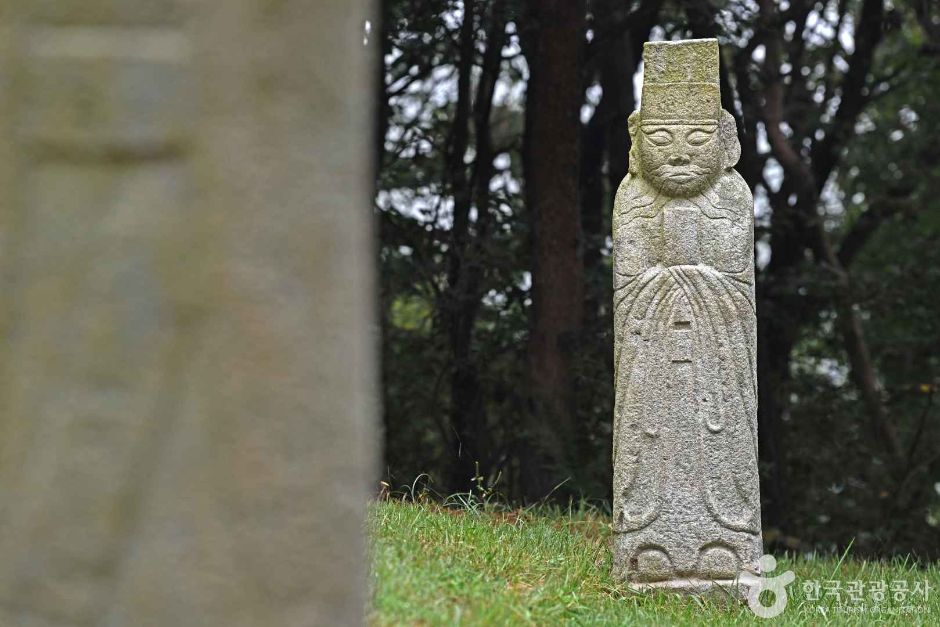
[611, 39, 762, 594]
[0, 1, 377, 624]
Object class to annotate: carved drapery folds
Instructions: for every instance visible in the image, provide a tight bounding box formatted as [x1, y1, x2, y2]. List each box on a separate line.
[611, 39, 762, 591]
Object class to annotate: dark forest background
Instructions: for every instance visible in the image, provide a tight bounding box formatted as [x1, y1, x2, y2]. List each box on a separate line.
[373, 0, 940, 558]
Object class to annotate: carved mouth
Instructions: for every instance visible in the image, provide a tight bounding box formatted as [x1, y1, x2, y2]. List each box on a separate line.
[655, 165, 707, 183]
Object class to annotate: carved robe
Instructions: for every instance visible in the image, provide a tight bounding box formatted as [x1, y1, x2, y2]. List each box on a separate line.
[612, 169, 761, 580]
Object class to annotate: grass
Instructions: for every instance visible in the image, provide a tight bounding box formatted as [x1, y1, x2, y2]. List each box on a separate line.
[369, 498, 940, 625]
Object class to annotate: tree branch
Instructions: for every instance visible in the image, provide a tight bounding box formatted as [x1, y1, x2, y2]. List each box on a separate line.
[810, 0, 886, 194]
[836, 194, 914, 268]
[813, 219, 906, 468]
[758, 0, 816, 194]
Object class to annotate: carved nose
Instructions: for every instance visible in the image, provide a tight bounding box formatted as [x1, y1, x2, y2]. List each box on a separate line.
[668, 153, 690, 166]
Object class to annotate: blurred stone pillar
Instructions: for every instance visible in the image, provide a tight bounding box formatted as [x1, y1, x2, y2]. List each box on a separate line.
[0, 1, 377, 625]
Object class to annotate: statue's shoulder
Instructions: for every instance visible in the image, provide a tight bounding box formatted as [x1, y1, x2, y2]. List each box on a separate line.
[614, 174, 658, 229]
[715, 169, 752, 207]
[615, 172, 653, 200]
[698, 169, 752, 222]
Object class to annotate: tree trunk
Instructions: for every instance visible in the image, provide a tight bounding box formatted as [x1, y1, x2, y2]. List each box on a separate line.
[444, 1, 507, 491]
[755, 291, 795, 530]
[442, 0, 481, 490]
[522, 0, 586, 499]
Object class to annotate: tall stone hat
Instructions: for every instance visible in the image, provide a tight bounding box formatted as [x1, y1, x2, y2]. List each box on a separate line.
[641, 38, 720, 123]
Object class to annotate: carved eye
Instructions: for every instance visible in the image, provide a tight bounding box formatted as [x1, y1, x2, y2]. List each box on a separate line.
[646, 132, 671, 146]
[687, 130, 713, 146]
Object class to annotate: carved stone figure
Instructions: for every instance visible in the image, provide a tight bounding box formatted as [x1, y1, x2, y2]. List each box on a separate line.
[0, 1, 377, 624]
[611, 39, 762, 593]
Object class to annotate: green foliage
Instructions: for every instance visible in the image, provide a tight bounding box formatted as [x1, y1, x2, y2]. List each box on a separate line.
[780, 10, 940, 557]
[376, 0, 940, 557]
[378, 0, 536, 493]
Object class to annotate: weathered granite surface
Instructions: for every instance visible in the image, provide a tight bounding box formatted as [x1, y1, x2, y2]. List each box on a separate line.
[0, 1, 377, 625]
[611, 39, 762, 594]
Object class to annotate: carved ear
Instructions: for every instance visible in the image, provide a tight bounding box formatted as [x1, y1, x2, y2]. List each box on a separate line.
[627, 111, 641, 175]
[719, 109, 741, 170]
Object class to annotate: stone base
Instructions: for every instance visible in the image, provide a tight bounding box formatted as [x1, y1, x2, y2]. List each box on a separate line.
[626, 573, 760, 603]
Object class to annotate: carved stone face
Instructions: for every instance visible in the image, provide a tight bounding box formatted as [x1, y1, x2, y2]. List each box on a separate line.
[638, 122, 720, 197]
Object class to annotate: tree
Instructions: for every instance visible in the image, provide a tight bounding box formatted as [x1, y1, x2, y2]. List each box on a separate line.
[520, 0, 587, 498]
[375, 0, 940, 556]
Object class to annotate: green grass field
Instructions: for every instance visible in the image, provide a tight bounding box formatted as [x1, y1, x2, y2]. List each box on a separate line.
[369, 499, 939, 625]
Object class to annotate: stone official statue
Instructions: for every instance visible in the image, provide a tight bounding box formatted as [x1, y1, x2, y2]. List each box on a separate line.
[611, 39, 762, 593]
